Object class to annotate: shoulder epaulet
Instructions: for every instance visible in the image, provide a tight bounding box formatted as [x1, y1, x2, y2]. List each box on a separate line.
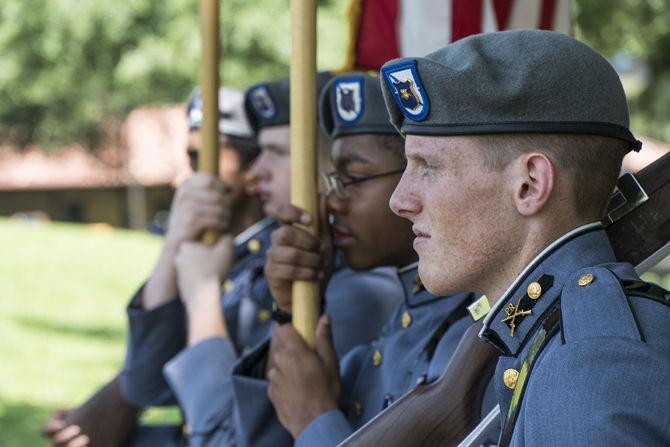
[560, 266, 643, 344]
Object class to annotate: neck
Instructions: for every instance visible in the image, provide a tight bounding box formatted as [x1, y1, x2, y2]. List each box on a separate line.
[228, 196, 265, 237]
[484, 217, 593, 305]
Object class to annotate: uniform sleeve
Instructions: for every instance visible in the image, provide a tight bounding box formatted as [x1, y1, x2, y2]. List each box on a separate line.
[294, 410, 354, 447]
[120, 286, 186, 406]
[520, 336, 670, 445]
[230, 340, 295, 447]
[162, 337, 240, 447]
[326, 267, 402, 357]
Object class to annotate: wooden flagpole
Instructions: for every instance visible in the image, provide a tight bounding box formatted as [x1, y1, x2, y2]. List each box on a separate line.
[290, 0, 320, 348]
[200, 0, 220, 245]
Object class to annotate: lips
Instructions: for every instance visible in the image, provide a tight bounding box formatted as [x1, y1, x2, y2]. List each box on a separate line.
[331, 222, 355, 248]
[412, 225, 430, 249]
[256, 187, 271, 202]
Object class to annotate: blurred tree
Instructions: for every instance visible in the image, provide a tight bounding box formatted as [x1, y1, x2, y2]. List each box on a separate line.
[0, 0, 347, 150]
[1, 0, 667, 150]
[574, 0, 670, 141]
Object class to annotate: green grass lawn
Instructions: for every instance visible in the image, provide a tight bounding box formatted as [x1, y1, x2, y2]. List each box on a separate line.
[0, 218, 163, 446]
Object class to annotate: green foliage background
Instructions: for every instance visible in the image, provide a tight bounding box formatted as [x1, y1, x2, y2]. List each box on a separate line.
[0, 0, 347, 150]
[0, 0, 668, 150]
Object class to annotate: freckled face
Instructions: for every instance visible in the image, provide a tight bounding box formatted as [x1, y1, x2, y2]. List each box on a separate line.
[389, 135, 515, 296]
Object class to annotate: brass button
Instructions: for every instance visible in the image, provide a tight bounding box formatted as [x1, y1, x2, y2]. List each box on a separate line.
[578, 273, 594, 287]
[372, 350, 382, 367]
[503, 368, 519, 390]
[354, 401, 363, 417]
[182, 423, 191, 436]
[257, 309, 271, 323]
[401, 311, 412, 328]
[223, 279, 234, 293]
[527, 282, 542, 300]
[247, 239, 261, 253]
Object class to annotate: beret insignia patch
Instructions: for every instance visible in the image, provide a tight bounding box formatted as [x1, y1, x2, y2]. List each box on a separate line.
[382, 60, 430, 121]
[248, 85, 276, 120]
[188, 93, 204, 128]
[334, 77, 364, 125]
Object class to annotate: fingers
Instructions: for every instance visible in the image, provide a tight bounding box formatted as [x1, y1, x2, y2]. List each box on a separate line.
[41, 409, 68, 436]
[265, 262, 320, 283]
[315, 314, 338, 373]
[52, 424, 81, 446]
[271, 226, 321, 253]
[182, 172, 231, 194]
[267, 246, 323, 270]
[66, 434, 90, 447]
[272, 204, 312, 226]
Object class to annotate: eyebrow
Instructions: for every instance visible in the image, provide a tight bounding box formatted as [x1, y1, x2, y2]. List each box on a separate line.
[335, 151, 372, 169]
[262, 144, 289, 153]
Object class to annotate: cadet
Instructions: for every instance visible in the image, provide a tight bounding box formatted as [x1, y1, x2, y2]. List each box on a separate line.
[42, 86, 268, 447]
[382, 30, 670, 445]
[228, 73, 485, 447]
[158, 74, 403, 446]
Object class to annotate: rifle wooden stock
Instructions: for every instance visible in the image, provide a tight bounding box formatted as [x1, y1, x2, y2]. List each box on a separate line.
[341, 322, 498, 447]
[341, 152, 670, 447]
[605, 152, 670, 270]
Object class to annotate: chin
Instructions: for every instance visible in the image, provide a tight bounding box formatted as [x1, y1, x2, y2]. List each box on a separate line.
[343, 251, 378, 272]
[418, 261, 451, 296]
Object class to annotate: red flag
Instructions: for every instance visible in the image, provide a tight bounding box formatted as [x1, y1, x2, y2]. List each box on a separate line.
[344, 0, 571, 71]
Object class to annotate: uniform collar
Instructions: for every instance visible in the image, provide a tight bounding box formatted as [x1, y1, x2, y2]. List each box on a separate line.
[397, 261, 445, 307]
[233, 217, 277, 259]
[479, 222, 616, 356]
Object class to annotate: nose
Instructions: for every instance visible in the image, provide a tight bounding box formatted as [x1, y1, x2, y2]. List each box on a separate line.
[389, 172, 421, 220]
[248, 151, 269, 182]
[325, 188, 348, 215]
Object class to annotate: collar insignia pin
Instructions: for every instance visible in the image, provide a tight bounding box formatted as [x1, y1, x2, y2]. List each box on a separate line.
[501, 299, 532, 337]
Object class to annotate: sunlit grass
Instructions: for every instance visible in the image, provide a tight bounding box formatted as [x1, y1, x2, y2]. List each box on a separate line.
[0, 218, 162, 446]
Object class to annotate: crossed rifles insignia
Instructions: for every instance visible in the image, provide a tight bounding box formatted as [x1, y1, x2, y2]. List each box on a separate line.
[501, 299, 532, 337]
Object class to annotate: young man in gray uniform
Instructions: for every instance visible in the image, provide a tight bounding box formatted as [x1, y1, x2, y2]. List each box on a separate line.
[382, 29, 670, 445]
[227, 73, 484, 447]
[154, 74, 402, 446]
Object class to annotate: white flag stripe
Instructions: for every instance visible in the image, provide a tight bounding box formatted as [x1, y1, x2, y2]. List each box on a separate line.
[507, 0, 542, 30]
[399, 0, 452, 58]
[396, 0, 571, 61]
[482, 0, 498, 33]
[553, 0, 572, 35]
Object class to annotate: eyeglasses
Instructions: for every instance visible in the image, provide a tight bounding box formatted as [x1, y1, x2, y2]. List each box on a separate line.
[321, 168, 405, 198]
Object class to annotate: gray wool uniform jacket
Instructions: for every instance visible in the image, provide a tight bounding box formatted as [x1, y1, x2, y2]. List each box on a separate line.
[480, 223, 670, 446]
[229, 263, 480, 447]
[119, 218, 402, 445]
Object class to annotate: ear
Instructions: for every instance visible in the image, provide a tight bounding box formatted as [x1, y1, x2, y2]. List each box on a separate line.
[513, 152, 555, 217]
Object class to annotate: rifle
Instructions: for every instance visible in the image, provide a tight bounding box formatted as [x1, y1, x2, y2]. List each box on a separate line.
[340, 151, 670, 447]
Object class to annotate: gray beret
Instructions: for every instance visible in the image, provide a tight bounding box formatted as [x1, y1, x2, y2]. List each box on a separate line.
[319, 73, 398, 139]
[245, 72, 334, 133]
[380, 29, 641, 151]
[187, 87, 253, 138]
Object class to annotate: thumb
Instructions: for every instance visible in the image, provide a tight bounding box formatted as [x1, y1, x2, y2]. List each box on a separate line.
[315, 314, 338, 372]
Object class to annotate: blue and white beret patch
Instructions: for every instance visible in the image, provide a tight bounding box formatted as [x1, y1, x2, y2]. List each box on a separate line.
[381, 60, 430, 122]
[334, 77, 364, 125]
[248, 85, 277, 120]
